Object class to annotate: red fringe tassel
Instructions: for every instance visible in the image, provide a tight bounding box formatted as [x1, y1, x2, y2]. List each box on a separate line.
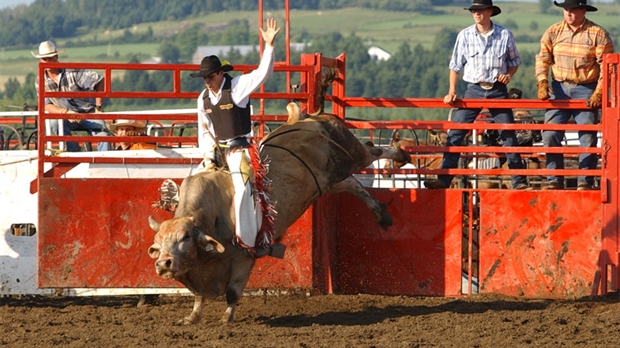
[231, 139, 277, 256]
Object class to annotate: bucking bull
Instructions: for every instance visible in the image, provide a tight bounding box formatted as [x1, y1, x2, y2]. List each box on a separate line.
[147, 102, 407, 324]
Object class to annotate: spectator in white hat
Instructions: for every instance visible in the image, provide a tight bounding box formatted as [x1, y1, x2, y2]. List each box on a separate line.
[33, 40, 110, 152]
[107, 119, 156, 150]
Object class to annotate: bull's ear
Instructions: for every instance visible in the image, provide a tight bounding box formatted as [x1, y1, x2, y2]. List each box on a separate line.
[148, 244, 161, 259]
[148, 216, 161, 232]
[196, 232, 225, 253]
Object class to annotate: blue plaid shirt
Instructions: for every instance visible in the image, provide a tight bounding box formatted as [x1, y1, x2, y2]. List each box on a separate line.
[449, 23, 520, 84]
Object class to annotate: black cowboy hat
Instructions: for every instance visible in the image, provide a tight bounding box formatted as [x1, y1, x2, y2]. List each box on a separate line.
[508, 88, 523, 99]
[553, 0, 597, 11]
[189, 55, 234, 78]
[465, 0, 501, 17]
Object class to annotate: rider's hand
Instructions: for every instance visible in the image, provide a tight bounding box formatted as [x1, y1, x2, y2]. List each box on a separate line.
[202, 158, 217, 172]
[260, 18, 281, 47]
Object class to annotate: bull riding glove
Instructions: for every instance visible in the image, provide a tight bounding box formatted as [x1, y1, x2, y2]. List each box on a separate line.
[588, 90, 602, 109]
[537, 79, 551, 100]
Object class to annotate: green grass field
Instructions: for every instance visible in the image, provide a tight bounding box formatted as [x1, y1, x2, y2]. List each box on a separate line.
[1, 5, 618, 91]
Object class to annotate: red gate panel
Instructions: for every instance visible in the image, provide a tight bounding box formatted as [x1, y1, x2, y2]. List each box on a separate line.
[37, 178, 314, 289]
[479, 190, 602, 298]
[332, 188, 464, 296]
[248, 208, 314, 289]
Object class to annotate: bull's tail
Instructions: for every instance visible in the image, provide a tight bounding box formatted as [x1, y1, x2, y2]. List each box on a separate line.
[310, 68, 338, 116]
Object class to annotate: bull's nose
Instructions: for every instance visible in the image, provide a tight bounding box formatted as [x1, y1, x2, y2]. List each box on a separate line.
[155, 258, 173, 274]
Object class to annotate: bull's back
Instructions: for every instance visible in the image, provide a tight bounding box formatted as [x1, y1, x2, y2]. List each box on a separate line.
[261, 114, 372, 234]
[262, 114, 371, 182]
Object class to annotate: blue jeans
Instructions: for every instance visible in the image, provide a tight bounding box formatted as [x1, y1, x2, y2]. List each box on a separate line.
[50, 118, 110, 152]
[438, 83, 526, 188]
[542, 80, 598, 186]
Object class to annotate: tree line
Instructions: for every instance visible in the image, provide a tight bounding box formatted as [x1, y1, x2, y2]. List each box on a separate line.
[1, 0, 456, 48]
[2, 24, 549, 121]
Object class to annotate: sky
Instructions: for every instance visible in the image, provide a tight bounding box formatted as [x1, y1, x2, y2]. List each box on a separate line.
[0, 0, 35, 10]
[0, 0, 615, 10]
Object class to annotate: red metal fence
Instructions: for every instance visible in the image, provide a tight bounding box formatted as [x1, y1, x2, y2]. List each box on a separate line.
[36, 53, 620, 298]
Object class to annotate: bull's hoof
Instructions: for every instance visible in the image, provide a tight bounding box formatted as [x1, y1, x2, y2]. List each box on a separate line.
[136, 294, 159, 307]
[220, 314, 234, 323]
[180, 315, 200, 325]
[379, 213, 393, 230]
[378, 203, 393, 230]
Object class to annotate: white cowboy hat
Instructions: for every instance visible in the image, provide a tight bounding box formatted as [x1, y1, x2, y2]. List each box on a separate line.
[107, 119, 147, 134]
[31, 41, 65, 59]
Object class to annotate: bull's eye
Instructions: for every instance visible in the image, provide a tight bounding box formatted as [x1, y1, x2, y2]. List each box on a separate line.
[180, 233, 190, 242]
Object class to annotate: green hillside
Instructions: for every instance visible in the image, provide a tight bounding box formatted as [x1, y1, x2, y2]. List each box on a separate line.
[1, 4, 618, 116]
[3, 5, 618, 72]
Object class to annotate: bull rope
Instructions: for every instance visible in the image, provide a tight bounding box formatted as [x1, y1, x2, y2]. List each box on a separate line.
[261, 126, 358, 199]
[0, 156, 39, 167]
[262, 127, 355, 163]
[261, 143, 322, 197]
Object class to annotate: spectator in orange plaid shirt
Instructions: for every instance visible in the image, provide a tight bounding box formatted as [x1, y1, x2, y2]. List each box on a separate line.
[535, 0, 614, 191]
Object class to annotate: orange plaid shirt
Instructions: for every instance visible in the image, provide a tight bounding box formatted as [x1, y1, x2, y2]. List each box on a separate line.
[535, 19, 614, 90]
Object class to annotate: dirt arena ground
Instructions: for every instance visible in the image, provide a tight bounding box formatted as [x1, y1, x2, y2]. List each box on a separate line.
[2, 292, 620, 347]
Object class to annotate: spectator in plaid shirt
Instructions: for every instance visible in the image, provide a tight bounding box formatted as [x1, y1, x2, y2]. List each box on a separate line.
[535, 0, 614, 191]
[33, 41, 110, 152]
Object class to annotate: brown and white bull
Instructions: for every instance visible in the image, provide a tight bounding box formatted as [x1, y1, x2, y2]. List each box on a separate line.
[148, 103, 407, 324]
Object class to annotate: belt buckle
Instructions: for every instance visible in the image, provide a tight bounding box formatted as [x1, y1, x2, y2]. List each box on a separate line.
[562, 81, 577, 88]
[479, 82, 494, 90]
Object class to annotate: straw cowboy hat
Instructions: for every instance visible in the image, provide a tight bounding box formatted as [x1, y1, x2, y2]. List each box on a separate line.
[465, 0, 501, 17]
[189, 55, 233, 78]
[553, 0, 598, 11]
[107, 119, 147, 134]
[31, 41, 65, 59]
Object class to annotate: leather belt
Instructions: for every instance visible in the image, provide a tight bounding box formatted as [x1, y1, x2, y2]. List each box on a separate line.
[226, 136, 250, 150]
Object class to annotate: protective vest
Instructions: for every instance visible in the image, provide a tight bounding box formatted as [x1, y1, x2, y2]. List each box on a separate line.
[202, 74, 251, 141]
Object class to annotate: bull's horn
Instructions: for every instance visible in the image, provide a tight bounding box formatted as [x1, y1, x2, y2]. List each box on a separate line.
[148, 216, 161, 232]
